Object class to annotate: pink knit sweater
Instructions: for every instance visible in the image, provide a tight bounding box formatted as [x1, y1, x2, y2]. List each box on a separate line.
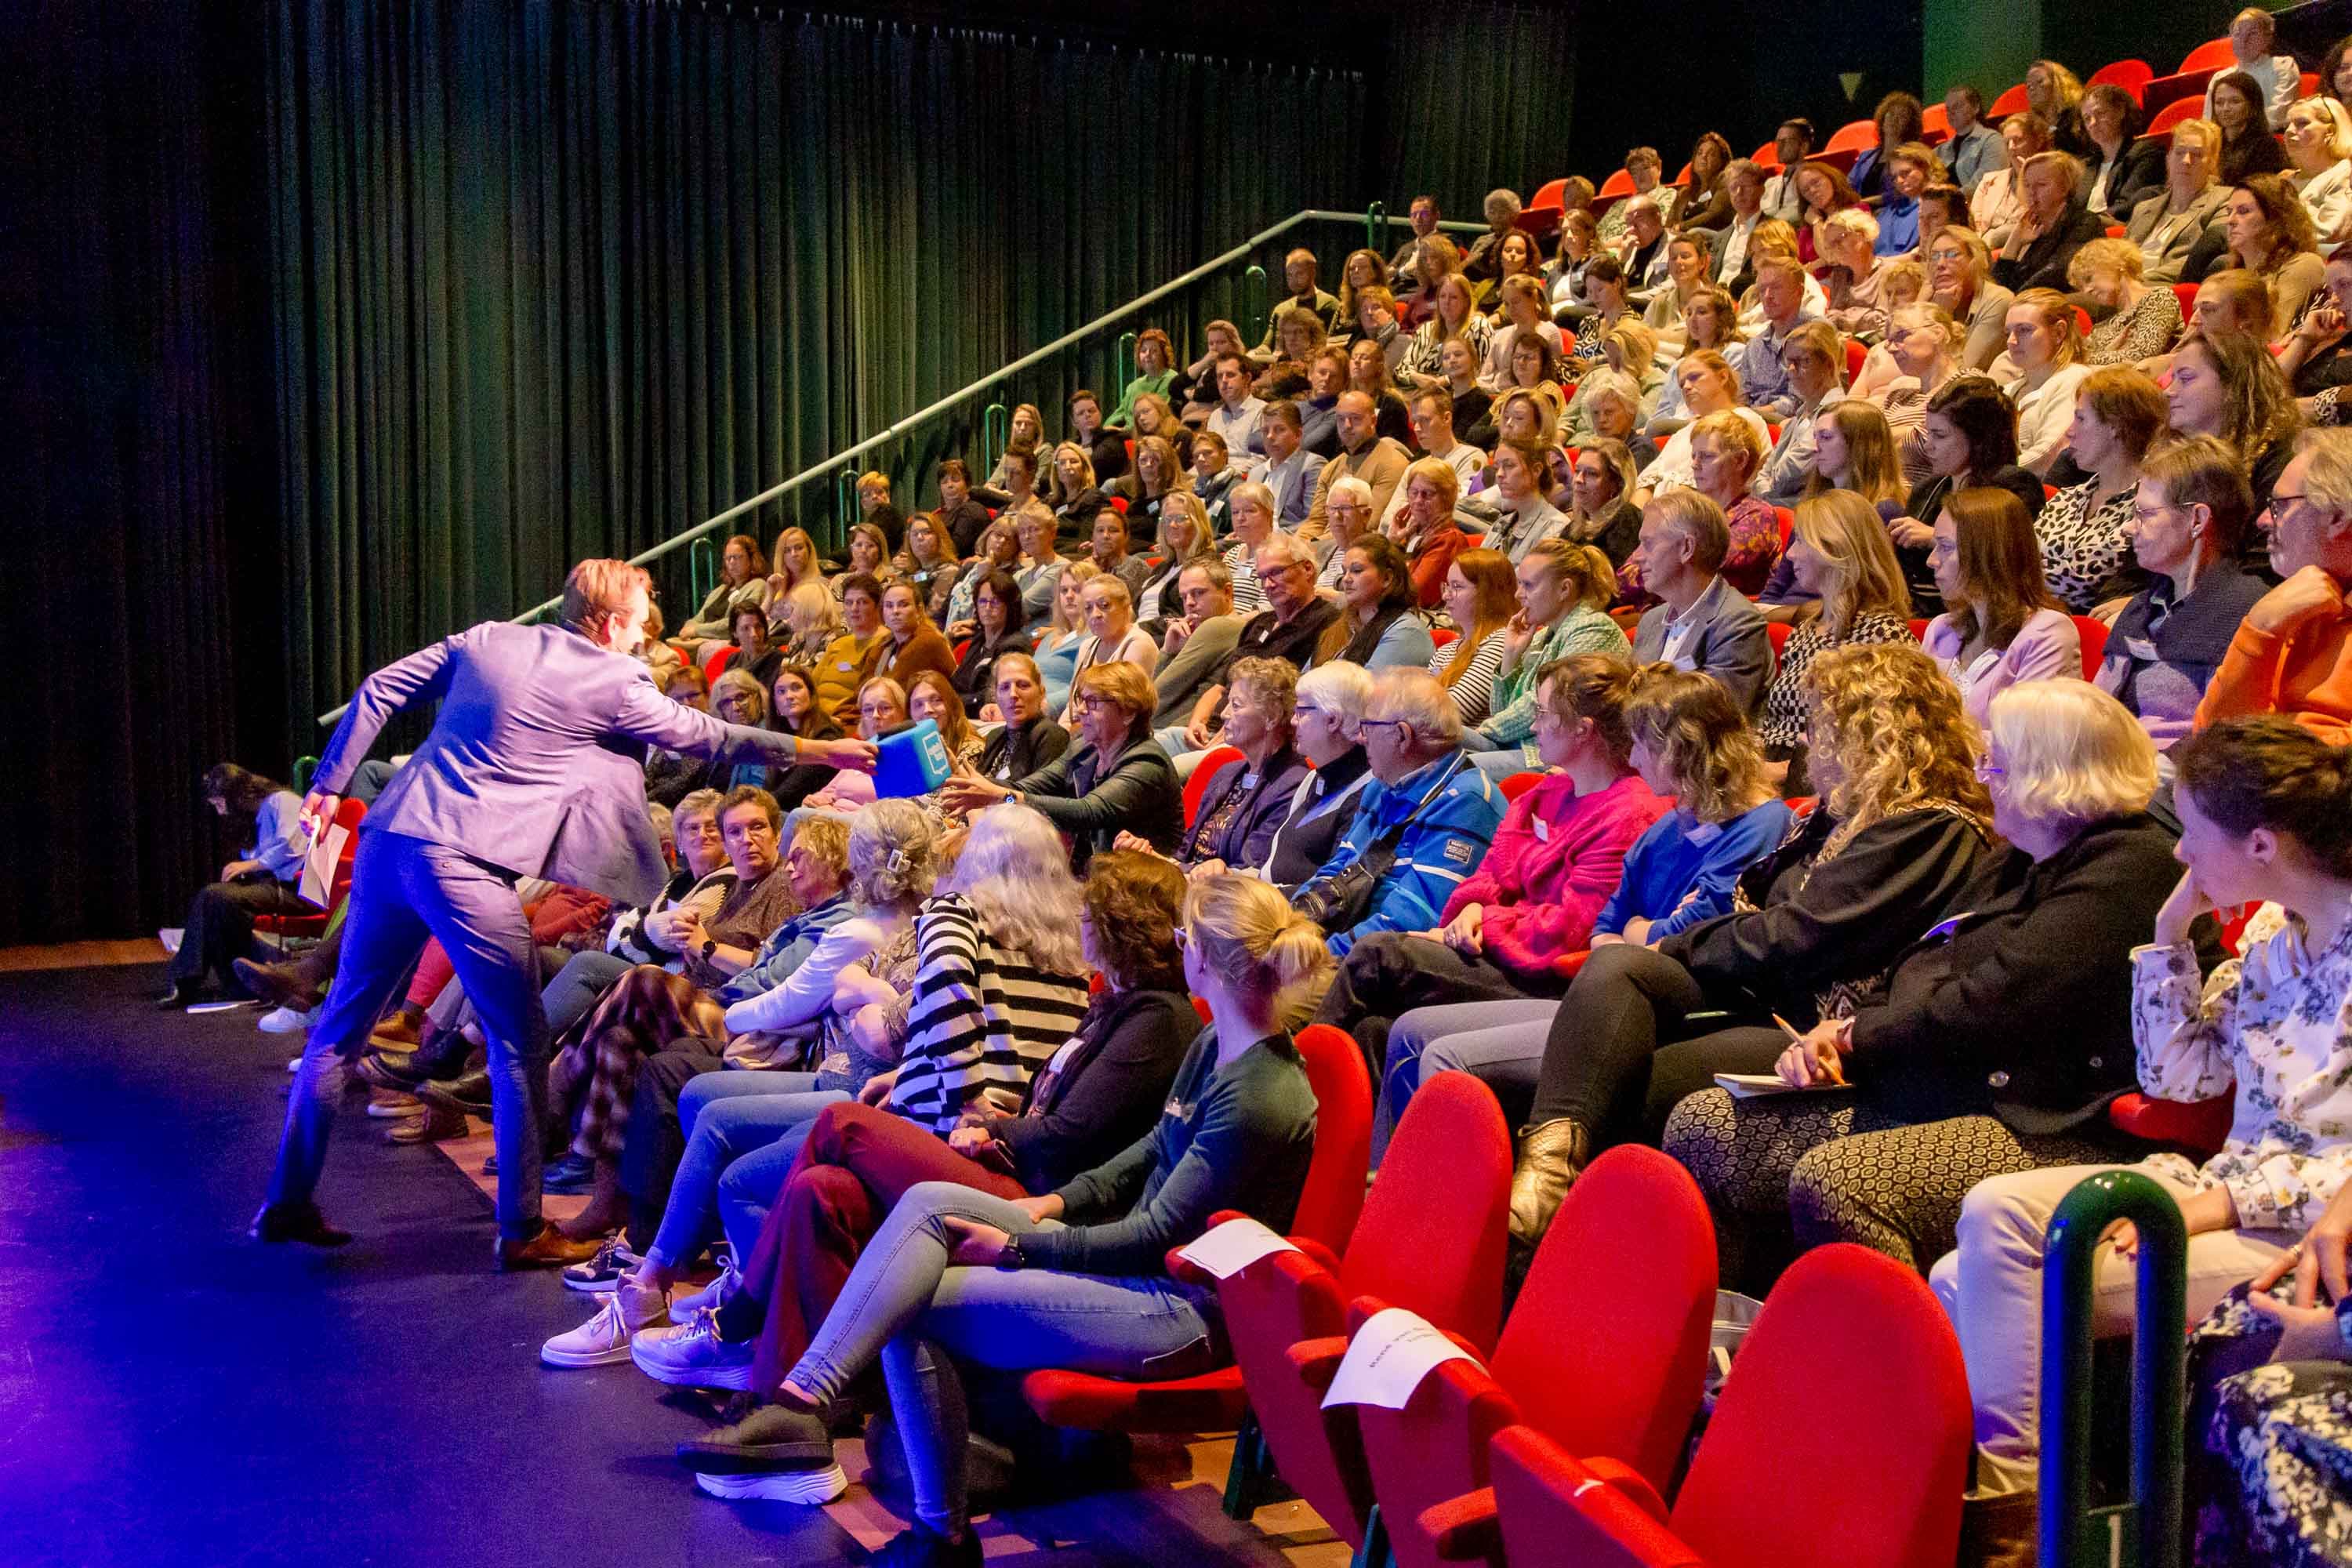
[1439, 772, 1669, 978]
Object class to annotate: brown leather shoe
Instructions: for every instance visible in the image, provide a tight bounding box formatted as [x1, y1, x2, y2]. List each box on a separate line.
[1507, 1118, 1591, 1247]
[386, 1104, 469, 1145]
[498, 1223, 607, 1272]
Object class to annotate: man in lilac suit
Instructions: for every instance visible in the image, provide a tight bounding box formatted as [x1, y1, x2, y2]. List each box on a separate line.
[254, 560, 875, 1267]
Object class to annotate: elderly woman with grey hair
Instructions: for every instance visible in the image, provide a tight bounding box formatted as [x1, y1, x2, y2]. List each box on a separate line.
[1461, 187, 1526, 285]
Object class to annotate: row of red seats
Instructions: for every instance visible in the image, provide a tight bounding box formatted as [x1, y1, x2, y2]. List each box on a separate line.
[1537, 34, 2317, 223]
[1207, 1077, 1973, 1566]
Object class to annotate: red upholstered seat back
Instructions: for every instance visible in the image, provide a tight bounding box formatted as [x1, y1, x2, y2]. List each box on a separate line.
[1489, 1145, 1715, 1495]
[1491, 1425, 1704, 1567]
[1339, 1071, 1509, 1349]
[1669, 1243, 1969, 1568]
[1290, 1023, 1374, 1257]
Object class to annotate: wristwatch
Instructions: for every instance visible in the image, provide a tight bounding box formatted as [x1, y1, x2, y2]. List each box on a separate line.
[700, 937, 718, 960]
[998, 1235, 1029, 1271]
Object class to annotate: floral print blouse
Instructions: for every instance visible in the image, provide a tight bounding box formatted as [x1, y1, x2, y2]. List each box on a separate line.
[2132, 901, 2352, 1232]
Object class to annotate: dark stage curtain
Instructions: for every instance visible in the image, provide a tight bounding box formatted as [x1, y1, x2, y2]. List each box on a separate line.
[264, 2, 1367, 752]
[0, 3, 279, 949]
[1377, 2, 1578, 213]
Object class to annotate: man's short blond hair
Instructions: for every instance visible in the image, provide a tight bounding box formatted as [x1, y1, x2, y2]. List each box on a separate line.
[563, 559, 653, 630]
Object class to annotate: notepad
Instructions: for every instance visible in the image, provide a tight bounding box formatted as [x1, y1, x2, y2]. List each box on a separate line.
[1713, 1073, 1852, 1100]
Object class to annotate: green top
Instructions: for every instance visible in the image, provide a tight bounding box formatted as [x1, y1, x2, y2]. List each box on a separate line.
[1109, 368, 1179, 428]
[1482, 604, 1632, 748]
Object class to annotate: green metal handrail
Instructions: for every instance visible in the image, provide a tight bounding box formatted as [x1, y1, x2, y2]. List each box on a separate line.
[1243, 263, 1268, 334]
[317, 207, 1486, 726]
[1114, 329, 1136, 398]
[688, 535, 717, 608]
[981, 401, 1009, 478]
[2041, 1169, 2188, 1568]
[1364, 200, 1385, 253]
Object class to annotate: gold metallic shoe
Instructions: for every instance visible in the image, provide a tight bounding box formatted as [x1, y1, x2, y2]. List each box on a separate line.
[1507, 1119, 1591, 1246]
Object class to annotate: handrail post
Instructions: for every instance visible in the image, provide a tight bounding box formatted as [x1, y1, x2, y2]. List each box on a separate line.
[1115, 330, 1136, 399]
[688, 536, 717, 608]
[1243, 263, 1267, 336]
[2041, 1170, 2187, 1568]
[835, 470, 858, 554]
[1365, 200, 1385, 254]
[982, 401, 1009, 479]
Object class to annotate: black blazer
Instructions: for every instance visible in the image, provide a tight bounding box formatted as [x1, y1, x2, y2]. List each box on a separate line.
[979, 714, 1071, 784]
[2078, 140, 2166, 227]
[1842, 815, 2182, 1134]
[1013, 733, 1184, 868]
[986, 986, 1196, 1194]
[1660, 806, 2007, 1025]
[1264, 748, 1373, 888]
[1179, 746, 1315, 872]
[1991, 201, 2108, 295]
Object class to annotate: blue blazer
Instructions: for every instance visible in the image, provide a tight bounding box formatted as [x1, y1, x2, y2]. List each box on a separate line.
[315, 621, 797, 904]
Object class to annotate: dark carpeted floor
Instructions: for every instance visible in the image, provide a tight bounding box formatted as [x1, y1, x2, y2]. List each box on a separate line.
[0, 962, 873, 1568]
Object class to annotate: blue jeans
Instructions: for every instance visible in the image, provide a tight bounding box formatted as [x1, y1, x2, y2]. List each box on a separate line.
[270, 830, 550, 1239]
[795, 1181, 1216, 1536]
[1381, 1000, 1557, 1155]
[643, 1073, 849, 1268]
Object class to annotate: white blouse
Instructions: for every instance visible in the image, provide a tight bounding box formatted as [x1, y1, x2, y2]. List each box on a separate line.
[2132, 900, 2352, 1232]
[2296, 161, 2352, 252]
[2007, 362, 2089, 476]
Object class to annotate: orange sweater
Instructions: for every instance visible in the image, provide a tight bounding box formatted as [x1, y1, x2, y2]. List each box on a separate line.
[2194, 586, 2352, 744]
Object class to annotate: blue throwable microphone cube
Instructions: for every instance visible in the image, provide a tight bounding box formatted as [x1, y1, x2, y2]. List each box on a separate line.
[873, 717, 952, 799]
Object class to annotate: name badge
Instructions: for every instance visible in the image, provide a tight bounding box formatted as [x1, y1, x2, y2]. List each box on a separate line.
[1533, 818, 1551, 841]
[2125, 637, 2158, 662]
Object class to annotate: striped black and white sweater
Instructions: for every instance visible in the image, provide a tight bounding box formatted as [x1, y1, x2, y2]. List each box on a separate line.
[886, 893, 1091, 1134]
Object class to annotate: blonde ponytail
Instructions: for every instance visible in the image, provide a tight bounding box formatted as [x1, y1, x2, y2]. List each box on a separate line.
[1183, 875, 1337, 1026]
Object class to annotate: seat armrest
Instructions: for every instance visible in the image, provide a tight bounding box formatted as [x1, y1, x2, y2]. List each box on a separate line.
[1284, 1334, 1351, 1392]
[1419, 1488, 1501, 1560]
[1581, 1454, 1669, 1523]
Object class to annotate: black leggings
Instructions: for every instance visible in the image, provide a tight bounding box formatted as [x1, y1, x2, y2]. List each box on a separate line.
[1315, 931, 1563, 1084]
[1526, 942, 1784, 1145]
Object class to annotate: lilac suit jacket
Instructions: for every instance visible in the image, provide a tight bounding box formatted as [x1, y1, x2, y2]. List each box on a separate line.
[314, 621, 798, 903]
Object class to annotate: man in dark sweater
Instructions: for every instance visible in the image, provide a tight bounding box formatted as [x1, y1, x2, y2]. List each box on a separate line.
[1181, 534, 1341, 751]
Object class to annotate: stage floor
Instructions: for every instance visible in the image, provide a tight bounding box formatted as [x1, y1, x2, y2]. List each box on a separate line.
[0, 961, 1350, 1567]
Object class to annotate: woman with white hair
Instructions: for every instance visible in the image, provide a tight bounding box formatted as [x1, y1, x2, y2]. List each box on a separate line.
[1252, 659, 1377, 889]
[542, 800, 940, 1367]
[1312, 474, 1377, 590]
[1816, 207, 1889, 335]
[1464, 187, 1528, 282]
[1219, 481, 1278, 612]
[1662, 680, 2178, 1290]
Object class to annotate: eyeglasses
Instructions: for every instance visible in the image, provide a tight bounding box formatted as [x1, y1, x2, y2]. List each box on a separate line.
[1173, 925, 1192, 951]
[1973, 755, 2005, 782]
[1358, 717, 1414, 736]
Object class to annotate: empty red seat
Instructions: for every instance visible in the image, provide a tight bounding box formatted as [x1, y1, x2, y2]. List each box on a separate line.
[1487, 1244, 1970, 1568]
[1921, 101, 1951, 138]
[1528, 177, 1569, 209]
[1219, 1072, 1511, 1549]
[1430, 626, 1458, 648]
[1990, 82, 2031, 118]
[2148, 94, 2206, 138]
[1824, 118, 1878, 154]
[1497, 771, 1545, 803]
[1765, 619, 1791, 662]
[1020, 1022, 1373, 1434]
[1359, 1147, 1717, 1568]
[2089, 58, 2154, 100]
[2179, 37, 2234, 74]
[2172, 279, 2201, 318]
[1597, 168, 1635, 202]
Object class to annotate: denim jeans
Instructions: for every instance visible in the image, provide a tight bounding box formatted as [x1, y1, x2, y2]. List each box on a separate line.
[795, 1180, 1216, 1537]
[1378, 999, 1557, 1159]
[270, 831, 550, 1239]
[541, 949, 632, 1042]
[642, 1073, 848, 1267]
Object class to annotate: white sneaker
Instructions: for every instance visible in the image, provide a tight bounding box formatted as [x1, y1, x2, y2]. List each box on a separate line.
[158, 927, 183, 955]
[692, 1465, 849, 1504]
[671, 1257, 740, 1318]
[629, 1308, 754, 1390]
[286, 1056, 302, 1073]
[542, 1287, 670, 1369]
[256, 1005, 310, 1036]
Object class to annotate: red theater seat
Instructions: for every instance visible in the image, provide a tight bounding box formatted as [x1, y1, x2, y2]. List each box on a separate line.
[1219, 1073, 1511, 1548]
[1020, 1023, 1373, 1436]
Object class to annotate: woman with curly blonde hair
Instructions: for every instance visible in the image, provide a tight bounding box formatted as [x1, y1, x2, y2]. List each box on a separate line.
[1665, 678, 2177, 1294]
[1504, 639, 2005, 1243]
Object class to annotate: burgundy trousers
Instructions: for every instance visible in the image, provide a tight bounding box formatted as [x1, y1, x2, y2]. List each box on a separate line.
[746, 1101, 1029, 1395]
